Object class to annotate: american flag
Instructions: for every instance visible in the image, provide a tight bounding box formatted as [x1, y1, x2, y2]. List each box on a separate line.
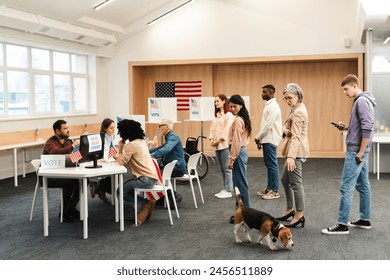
[147, 158, 164, 201]
[155, 81, 202, 110]
[150, 99, 159, 109]
[69, 145, 83, 163]
[108, 142, 117, 158]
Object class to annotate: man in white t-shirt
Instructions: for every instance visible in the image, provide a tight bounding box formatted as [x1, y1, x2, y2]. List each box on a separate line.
[255, 84, 283, 200]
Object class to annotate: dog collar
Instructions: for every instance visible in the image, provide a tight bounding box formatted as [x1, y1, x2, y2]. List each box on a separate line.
[271, 222, 284, 243]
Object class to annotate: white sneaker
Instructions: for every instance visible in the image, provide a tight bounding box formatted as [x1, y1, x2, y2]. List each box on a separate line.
[214, 189, 225, 197]
[216, 190, 232, 198]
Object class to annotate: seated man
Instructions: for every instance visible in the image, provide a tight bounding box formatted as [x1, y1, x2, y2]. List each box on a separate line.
[149, 118, 186, 177]
[149, 119, 186, 204]
[42, 119, 80, 222]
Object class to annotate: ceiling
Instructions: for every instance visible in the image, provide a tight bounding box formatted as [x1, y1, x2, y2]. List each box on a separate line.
[0, 0, 389, 47]
[0, 0, 192, 47]
[360, 0, 390, 42]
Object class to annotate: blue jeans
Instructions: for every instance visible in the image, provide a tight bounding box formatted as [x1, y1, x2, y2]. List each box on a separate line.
[123, 176, 157, 212]
[262, 143, 280, 192]
[216, 148, 233, 191]
[338, 150, 371, 225]
[232, 147, 250, 208]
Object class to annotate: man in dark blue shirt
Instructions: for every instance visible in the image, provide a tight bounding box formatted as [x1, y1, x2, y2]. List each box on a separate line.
[149, 118, 186, 177]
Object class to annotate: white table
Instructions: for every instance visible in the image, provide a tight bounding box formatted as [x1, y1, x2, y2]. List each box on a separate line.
[0, 140, 45, 187]
[38, 161, 127, 239]
[371, 134, 390, 180]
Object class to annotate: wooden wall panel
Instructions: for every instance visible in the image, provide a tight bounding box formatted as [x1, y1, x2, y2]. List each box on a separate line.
[130, 54, 361, 158]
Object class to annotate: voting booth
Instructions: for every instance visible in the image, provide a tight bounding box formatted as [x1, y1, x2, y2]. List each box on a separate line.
[189, 97, 215, 121]
[148, 97, 177, 123]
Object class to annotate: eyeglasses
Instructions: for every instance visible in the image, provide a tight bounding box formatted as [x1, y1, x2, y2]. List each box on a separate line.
[283, 96, 296, 102]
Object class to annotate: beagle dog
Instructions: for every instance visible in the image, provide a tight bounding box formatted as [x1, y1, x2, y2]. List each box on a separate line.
[233, 187, 294, 250]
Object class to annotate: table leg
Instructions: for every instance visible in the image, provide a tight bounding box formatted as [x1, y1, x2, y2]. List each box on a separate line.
[13, 148, 18, 187]
[377, 142, 380, 180]
[119, 174, 124, 231]
[43, 177, 49, 237]
[114, 174, 119, 222]
[79, 179, 84, 220]
[22, 149, 26, 178]
[82, 178, 88, 239]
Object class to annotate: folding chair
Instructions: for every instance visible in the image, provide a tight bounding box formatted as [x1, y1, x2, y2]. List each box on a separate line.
[29, 159, 64, 223]
[134, 160, 179, 226]
[172, 153, 204, 208]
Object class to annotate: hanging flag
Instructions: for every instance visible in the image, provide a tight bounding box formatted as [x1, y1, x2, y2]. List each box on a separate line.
[108, 142, 117, 158]
[146, 158, 164, 201]
[155, 81, 202, 110]
[69, 145, 83, 163]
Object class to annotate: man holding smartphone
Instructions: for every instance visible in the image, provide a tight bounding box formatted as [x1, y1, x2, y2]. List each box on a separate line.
[322, 74, 376, 235]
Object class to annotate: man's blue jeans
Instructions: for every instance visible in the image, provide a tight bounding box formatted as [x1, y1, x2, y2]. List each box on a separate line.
[262, 143, 280, 192]
[338, 150, 371, 225]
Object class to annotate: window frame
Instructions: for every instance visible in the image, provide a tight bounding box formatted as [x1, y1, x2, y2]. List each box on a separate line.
[0, 42, 93, 120]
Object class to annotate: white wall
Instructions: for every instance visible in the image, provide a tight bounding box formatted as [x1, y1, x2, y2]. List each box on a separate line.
[0, 0, 367, 180]
[104, 0, 365, 114]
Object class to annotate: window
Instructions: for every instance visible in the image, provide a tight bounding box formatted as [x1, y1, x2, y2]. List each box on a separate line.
[0, 42, 92, 119]
[372, 42, 390, 133]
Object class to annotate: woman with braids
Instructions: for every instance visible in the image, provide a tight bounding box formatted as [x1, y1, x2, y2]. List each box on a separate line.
[114, 119, 160, 225]
[227, 94, 252, 223]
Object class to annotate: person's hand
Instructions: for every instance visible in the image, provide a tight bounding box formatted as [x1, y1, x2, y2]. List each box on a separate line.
[337, 122, 348, 131]
[210, 140, 219, 148]
[228, 158, 235, 169]
[282, 129, 292, 138]
[255, 139, 262, 150]
[356, 151, 364, 164]
[117, 140, 124, 152]
[286, 157, 296, 171]
[72, 139, 80, 147]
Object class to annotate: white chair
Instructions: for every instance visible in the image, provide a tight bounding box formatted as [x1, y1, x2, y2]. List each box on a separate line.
[29, 159, 64, 222]
[173, 153, 204, 208]
[134, 160, 179, 226]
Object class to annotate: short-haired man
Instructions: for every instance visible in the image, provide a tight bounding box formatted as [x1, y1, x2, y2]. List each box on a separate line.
[322, 74, 376, 235]
[149, 119, 186, 205]
[149, 118, 186, 177]
[255, 84, 282, 200]
[43, 120, 80, 222]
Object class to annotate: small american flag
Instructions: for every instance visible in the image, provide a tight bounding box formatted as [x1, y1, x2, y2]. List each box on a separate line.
[108, 142, 117, 158]
[155, 81, 202, 110]
[69, 145, 83, 163]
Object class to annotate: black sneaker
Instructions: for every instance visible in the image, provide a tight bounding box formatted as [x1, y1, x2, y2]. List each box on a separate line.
[321, 224, 349, 235]
[348, 219, 371, 229]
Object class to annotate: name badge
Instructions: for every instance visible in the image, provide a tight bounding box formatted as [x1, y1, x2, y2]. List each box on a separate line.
[40, 155, 66, 169]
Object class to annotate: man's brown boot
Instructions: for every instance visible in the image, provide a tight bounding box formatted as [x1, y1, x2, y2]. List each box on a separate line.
[146, 200, 156, 220]
[137, 201, 152, 225]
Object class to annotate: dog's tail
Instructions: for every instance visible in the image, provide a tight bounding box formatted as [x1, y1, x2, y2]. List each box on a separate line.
[235, 187, 244, 208]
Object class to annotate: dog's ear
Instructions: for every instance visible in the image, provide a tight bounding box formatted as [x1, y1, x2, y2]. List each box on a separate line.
[278, 228, 291, 246]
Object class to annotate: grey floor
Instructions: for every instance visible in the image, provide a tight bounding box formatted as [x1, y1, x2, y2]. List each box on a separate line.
[1, 158, 389, 260]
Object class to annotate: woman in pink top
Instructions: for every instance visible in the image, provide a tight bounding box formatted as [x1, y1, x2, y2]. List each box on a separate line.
[209, 94, 235, 199]
[228, 94, 252, 220]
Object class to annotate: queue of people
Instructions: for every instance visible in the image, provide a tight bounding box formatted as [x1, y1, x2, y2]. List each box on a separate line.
[42, 73, 374, 235]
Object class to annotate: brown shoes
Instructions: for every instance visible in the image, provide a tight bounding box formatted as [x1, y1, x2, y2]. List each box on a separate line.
[137, 200, 156, 225]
